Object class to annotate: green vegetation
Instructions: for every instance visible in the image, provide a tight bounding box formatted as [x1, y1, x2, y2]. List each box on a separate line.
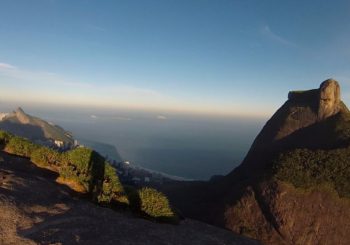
[138, 187, 177, 222]
[5, 136, 39, 157]
[274, 147, 350, 198]
[98, 163, 129, 205]
[0, 129, 177, 223]
[61, 147, 100, 191]
[31, 147, 61, 167]
[273, 108, 350, 198]
[0, 130, 11, 147]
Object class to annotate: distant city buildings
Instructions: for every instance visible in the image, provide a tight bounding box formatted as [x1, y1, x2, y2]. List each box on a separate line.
[54, 140, 65, 148]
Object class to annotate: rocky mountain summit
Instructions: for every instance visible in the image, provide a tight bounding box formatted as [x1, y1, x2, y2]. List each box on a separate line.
[237, 79, 348, 172]
[166, 79, 350, 245]
[0, 107, 74, 148]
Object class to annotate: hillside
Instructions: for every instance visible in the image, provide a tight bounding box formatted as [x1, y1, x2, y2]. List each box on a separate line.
[164, 79, 350, 245]
[0, 107, 74, 148]
[0, 145, 259, 244]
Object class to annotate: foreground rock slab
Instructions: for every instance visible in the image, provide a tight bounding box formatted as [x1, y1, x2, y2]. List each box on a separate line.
[0, 151, 259, 245]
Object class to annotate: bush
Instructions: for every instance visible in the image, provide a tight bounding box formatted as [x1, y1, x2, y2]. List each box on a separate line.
[67, 147, 94, 174]
[31, 147, 62, 167]
[61, 147, 95, 191]
[274, 147, 350, 198]
[137, 187, 177, 222]
[0, 130, 12, 148]
[5, 136, 39, 157]
[0, 130, 177, 223]
[98, 163, 128, 205]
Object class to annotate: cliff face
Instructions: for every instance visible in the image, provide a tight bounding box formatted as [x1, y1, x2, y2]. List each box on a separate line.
[234, 79, 347, 173]
[166, 79, 350, 245]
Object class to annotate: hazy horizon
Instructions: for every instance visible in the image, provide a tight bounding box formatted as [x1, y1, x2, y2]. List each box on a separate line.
[0, 103, 265, 179]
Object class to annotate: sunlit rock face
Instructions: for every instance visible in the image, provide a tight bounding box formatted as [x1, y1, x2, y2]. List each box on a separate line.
[318, 79, 341, 120]
[234, 79, 346, 171]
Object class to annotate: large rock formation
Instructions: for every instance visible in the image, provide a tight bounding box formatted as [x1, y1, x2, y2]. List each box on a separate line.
[237, 79, 348, 172]
[318, 79, 341, 120]
[165, 79, 350, 245]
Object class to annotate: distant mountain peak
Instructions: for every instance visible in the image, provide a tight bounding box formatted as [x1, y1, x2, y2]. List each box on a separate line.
[0, 107, 74, 147]
[14, 107, 31, 124]
[15, 107, 25, 113]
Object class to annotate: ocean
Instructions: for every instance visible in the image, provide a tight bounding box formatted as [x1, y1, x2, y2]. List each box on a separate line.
[0, 104, 266, 180]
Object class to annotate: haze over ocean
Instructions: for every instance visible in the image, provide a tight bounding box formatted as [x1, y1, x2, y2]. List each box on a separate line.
[0, 103, 264, 180]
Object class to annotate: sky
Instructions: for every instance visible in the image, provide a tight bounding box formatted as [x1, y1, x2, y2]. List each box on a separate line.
[1, 0, 350, 117]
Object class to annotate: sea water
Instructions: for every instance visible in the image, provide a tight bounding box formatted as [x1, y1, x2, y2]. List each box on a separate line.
[0, 104, 265, 180]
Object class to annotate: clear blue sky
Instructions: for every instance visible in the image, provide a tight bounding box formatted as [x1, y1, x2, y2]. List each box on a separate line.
[1, 0, 350, 117]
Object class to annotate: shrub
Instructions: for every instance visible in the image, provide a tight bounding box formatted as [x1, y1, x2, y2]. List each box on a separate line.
[63, 147, 106, 195]
[0, 130, 177, 223]
[61, 147, 94, 191]
[137, 187, 177, 222]
[31, 147, 62, 167]
[5, 136, 39, 157]
[98, 163, 128, 205]
[273, 147, 350, 198]
[67, 147, 94, 174]
[0, 130, 12, 148]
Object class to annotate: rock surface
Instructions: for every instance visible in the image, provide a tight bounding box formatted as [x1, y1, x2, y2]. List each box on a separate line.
[0, 151, 260, 245]
[238, 79, 347, 171]
[318, 79, 341, 120]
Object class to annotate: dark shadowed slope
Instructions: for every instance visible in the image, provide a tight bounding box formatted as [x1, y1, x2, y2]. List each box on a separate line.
[0, 151, 260, 245]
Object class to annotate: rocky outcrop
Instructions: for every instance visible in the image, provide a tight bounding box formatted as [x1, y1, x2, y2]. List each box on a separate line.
[15, 107, 32, 124]
[221, 79, 350, 244]
[166, 79, 350, 245]
[237, 79, 346, 171]
[318, 79, 341, 120]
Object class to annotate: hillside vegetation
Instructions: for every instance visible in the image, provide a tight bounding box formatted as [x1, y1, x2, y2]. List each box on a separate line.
[270, 106, 350, 198]
[274, 147, 350, 198]
[0, 130, 177, 223]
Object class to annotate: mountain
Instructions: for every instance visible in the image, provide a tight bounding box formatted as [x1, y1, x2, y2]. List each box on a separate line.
[165, 79, 350, 245]
[0, 107, 74, 148]
[0, 151, 260, 245]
